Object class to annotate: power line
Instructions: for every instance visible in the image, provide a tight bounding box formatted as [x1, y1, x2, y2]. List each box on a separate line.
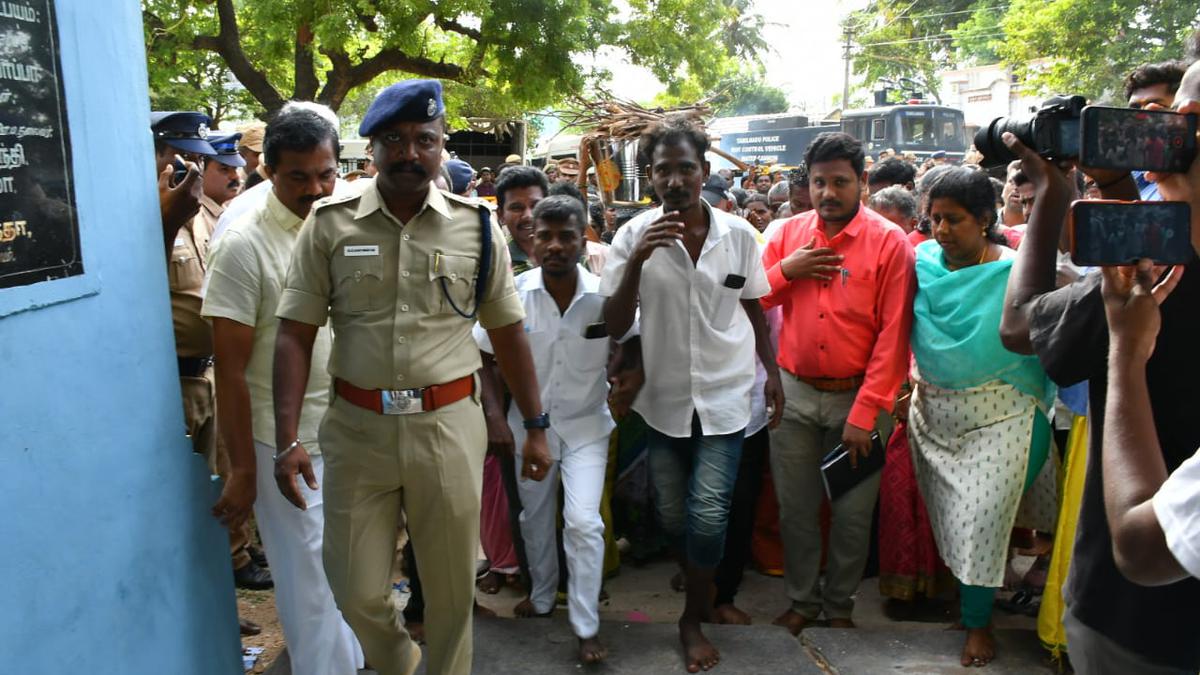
[857, 31, 1006, 48]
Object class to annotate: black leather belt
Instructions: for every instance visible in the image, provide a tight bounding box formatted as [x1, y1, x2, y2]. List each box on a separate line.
[178, 356, 214, 377]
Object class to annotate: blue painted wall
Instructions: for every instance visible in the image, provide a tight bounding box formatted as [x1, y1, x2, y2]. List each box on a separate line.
[0, 1, 241, 672]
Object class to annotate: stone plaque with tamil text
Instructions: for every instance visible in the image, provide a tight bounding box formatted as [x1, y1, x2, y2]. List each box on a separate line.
[0, 0, 81, 290]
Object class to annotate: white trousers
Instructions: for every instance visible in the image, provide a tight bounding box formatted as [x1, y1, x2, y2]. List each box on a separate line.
[513, 426, 608, 639]
[253, 441, 364, 675]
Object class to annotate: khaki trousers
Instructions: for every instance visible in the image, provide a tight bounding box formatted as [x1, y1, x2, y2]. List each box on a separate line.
[320, 387, 486, 675]
[769, 373, 891, 620]
[181, 372, 251, 569]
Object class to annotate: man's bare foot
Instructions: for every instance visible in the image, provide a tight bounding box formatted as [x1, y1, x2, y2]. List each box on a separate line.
[829, 618, 856, 629]
[578, 635, 608, 664]
[771, 609, 809, 636]
[514, 597, 553, 618]
[474, 601, 496, 618]
[477, 570, 502, 594]
[679, 618, 720, 672]
[406, 621, 425, 644]
[712, 603, 752, 625]
[961, 627, 996, 667]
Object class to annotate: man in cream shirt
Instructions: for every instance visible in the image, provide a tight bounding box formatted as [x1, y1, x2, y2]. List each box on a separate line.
[202, 103, 363, 674]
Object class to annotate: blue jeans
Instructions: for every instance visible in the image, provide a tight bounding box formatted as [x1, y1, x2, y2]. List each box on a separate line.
[645, 414, 744, 569]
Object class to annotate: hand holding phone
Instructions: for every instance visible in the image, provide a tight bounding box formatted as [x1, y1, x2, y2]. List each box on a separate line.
[1069, 200, 1193, 266]
[1081, 106, 1197, 174]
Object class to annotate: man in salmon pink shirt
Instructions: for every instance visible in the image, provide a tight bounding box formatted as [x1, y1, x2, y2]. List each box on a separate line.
[760, 132, 916, 635]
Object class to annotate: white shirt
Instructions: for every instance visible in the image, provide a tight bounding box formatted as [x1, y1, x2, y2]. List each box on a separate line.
[474, 266, 633, 450]
[209, 177, 357, 248]
[1153, 448, 1200, 579]
[201, 189, 334, 454]
[599, 202, 770, 438]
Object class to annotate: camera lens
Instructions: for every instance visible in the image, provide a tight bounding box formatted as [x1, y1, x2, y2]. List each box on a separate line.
[974, 116, 1035, 168]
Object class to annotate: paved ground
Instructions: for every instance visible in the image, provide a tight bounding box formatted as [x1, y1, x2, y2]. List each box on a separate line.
[265, 558, 1057, 674]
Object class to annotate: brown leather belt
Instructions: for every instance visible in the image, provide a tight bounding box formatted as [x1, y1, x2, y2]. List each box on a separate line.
[335, 375, 475, 415]
[794, 373, 865, 393]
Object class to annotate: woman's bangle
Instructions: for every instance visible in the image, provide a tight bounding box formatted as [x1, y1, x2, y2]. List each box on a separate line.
[273, 438, 302, 462]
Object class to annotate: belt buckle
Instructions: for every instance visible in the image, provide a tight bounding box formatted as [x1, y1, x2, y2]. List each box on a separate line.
[381, 388, 424, 415]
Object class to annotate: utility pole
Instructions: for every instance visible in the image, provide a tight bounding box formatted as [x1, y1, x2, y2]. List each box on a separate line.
[841, 26, 853, 111]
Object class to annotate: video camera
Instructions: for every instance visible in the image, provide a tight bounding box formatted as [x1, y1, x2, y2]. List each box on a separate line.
[974, 95, 1087, 168]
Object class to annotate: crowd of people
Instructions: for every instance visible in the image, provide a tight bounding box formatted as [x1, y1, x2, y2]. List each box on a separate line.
[148, 37, 1200, 675]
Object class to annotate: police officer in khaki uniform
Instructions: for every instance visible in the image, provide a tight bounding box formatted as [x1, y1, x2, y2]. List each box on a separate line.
[273, 80, 553, 675]
[151, 113, 273, 610]
[196, 132, 244, 236]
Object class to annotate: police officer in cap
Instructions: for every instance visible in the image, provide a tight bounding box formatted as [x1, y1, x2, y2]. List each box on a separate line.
[151, 112, 272, 634]
[273, 80, 552, 675]
[197, 132, 245, 237]
[151, 111, 211, 256]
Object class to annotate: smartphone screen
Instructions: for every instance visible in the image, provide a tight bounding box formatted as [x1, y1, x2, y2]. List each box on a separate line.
[171, 158, 188, 186]
[1070, 200, 1193, 266]
[1081, 106, 1197, 173]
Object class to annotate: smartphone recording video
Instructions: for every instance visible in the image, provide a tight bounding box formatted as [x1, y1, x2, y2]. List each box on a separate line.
[1081, 106, 1197, 173]
[172, 158, 189, 186]
[1070, 200, 1193, 267]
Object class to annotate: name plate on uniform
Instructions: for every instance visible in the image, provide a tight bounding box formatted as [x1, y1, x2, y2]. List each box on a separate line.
[344, 245, 379, 257]
[0, 1, 83, 290]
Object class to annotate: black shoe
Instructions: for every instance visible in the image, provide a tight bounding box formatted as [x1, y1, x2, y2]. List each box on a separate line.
[240, 617, 262, 636]
[234, 561, 274, 590]
[248, 545, 269, 568]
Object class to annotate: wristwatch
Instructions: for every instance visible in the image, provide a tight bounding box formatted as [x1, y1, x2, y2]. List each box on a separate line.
[523, 412, 550, 430]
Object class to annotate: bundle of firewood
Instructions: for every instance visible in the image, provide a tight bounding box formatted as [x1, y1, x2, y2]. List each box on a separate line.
[550, 95, 711, 142]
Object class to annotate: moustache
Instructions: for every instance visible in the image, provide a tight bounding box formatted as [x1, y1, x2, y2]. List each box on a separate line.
[227, 180, 240, 190]
[386, 162, 427, 177]
[819, 200, 842, 209]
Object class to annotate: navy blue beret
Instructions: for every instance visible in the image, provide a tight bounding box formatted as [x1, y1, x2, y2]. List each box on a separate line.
[358, 79, 445, 137]
[445, 159, 474, 194]
[150, 110, 216, 156]
[207, 132, 246, 167]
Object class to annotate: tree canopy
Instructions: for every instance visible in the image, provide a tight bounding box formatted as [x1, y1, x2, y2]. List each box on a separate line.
[845, 0, 1199, 104]
[997, 0, 1199, 101]
[143, 0, 769, 125]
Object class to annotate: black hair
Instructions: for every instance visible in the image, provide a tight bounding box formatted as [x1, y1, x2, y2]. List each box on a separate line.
[1011, 169, 1031, 187]
[244, 171, 266, 191]
[548, 180, 586, 206]
[1124, 61, 1188, 101]
[989, 177, 1005, 205]
[927, 167, 1007, 244]
[532, 194, 586, 232]
[867, 157, 916, 187]
[913, 164, 955, 235]
[263, 108, 340, 170]
[788, 166, 809, 188]
[804, 132, 865, 176]
[588, 199, 605, 229]
[153, 138, 169, 155]
[495, 165, 549, 210]
[640, 113, 710, 166]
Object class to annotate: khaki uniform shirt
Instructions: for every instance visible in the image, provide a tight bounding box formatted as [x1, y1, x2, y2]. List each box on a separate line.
[277, 180, 524, 390]
[202, 189, 333, 454]
[169, 216, 213, 357]
[196, 194, 224, 244]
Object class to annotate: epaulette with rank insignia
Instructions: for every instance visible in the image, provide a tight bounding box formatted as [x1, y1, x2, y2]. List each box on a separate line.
[312, 178, 375, 213]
